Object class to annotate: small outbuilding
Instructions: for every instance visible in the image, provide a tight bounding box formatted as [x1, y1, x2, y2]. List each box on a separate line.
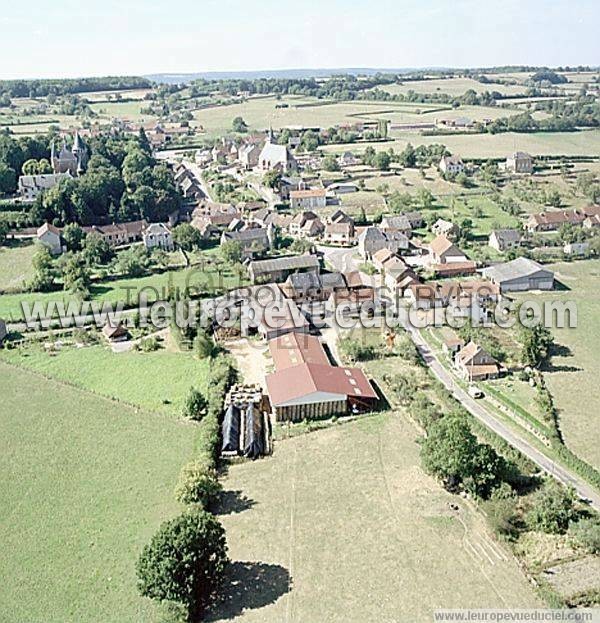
[102, 323, 129, 342]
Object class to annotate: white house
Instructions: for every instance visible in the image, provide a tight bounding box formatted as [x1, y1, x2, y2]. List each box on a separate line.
[143, 223, 174, 251]
[439, 155, 464, 175]
[238, 143, 261, 169]
[37, 223, 64, 255]
[432, 219, 459, 240]
[289, 189, 327, 210]
[18, 172, 70, 201]
[357, 226, 406, 259]
[322, 222, 354, 245]
[506, 152, 533, 174]
[488, 229, 521, 252]
[428, 235, 467, 264]
[563, 241, 590, 256]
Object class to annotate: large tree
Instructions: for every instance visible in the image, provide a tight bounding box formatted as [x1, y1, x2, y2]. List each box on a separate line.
[136, 508, 229, 621]
[172, 223, 203, 251]
[420, 415, 478, 489]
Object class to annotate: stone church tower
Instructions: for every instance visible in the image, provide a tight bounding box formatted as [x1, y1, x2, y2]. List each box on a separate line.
[51, 132, 88, 176]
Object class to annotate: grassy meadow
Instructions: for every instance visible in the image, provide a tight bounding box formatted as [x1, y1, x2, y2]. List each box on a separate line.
[322, 129, 600, 159]
[0, 261, 245, 321]
[0, 241, 36, 292]
[193, 95, 449, 136]
[209, 413, 539, 622]
[514, 260, 600, 470]
[378, 77, 527, 97]
[1, 343, 210, 416]
[0, 361, 194, 623]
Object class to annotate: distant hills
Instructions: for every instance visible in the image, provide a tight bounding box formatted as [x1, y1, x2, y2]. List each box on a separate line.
[144, 68, 426, 84]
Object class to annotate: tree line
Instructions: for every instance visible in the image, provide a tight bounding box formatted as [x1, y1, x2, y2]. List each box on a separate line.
[0, 76, 152, 98]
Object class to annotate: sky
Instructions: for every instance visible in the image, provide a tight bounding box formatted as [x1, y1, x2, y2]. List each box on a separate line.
[0, 0, 598, 79]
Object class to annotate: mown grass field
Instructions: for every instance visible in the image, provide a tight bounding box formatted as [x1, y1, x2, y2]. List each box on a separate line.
[1, 343, 210, 415]
[210, 413, 539, 622]
[0, 262, 245, 321]
[193, 95, 448, 136]
[0, 361, 194, 623]
[514, 259, 600, 470]
[378, 77, 527, 97]
[88, 100, 150, 119]
[322, 129, 600, 159]
[0, 241, 36, 292]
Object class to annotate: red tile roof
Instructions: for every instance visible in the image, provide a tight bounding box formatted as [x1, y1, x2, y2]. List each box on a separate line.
[268, 333, 330, 370]
[266, 362, 377, 406]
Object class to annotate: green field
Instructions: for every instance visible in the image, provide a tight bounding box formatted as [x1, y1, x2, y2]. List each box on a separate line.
[193, 95, 448, 136]
[322, 129, 600, 159]
[0, 361, 193, 623]
[209, 413, 539, 622]
[1, 344, 210, 415]
[0, 241, 36, 292]
[378, 77, 527, 97]
[0, 262, 245, 321]
[88, 100, 150, 119]
[514, 260, 600, 470]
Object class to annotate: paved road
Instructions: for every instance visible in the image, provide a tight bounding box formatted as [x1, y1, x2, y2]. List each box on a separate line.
[181, 160, 213, 201]
[402, 317, 600, 510]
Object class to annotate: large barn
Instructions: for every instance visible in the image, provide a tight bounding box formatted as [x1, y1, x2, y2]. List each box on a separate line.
[482, 257, 554, 292]
[265, 333, 377, 421]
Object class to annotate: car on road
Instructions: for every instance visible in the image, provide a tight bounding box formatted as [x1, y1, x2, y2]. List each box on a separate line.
[467, 385, 484, 399]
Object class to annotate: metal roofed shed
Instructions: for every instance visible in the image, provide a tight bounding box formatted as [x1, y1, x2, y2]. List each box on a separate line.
[266, 363, 378, 421]
[265, 334, 378, 422]
[248, 254, 320, 283]
[482, 257, 554, 292]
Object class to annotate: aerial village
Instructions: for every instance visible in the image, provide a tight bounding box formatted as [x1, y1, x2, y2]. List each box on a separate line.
[5, 122, 583, 457]
[2, 67, 600, 619]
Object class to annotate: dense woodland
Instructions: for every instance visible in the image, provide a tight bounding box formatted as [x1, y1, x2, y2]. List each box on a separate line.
[0, 76, 152, 98]
[30, 131, 181, 226]
[0, 130, 181, 226]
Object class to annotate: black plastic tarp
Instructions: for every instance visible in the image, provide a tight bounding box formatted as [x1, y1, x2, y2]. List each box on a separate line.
[243, 403, 264, 459]
[222, 404, 241, 453]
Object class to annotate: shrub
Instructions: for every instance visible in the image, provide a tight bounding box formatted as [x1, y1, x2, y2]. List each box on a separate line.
[182, 387, 208, 421]
[139, 336, 160, 352]
[175, 461, 221, 506]
[339, 337, 378, 362]
[526, 481, 578, 534]
[136, 508, 229, 620]
[569, 516, 600, 554]
[193, 357, 238, 467]
[194, 331, 215, 359]
[482, 483, 520, 540]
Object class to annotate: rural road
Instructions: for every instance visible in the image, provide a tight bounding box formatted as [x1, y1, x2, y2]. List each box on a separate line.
[400, 316, 600, 510]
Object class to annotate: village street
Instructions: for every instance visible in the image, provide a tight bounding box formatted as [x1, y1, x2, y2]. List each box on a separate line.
[397, 309, 600, 511]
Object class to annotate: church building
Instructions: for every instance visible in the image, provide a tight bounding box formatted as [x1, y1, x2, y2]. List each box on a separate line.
[51, 132, 88, 176]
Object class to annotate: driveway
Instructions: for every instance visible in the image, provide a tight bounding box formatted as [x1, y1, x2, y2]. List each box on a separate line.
[318, 245, 381, 288]
[224, 338, 269, 386]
